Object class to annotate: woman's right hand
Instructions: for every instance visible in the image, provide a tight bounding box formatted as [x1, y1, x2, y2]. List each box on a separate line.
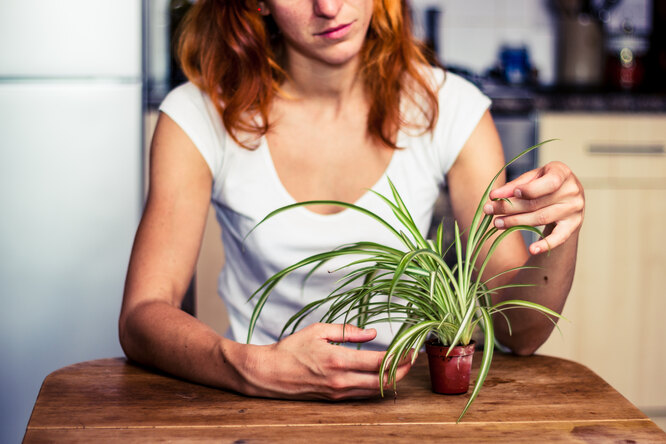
[237, 323, 413, 400]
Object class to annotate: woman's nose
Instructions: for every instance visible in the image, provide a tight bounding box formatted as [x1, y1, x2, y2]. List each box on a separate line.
[313, 0, 343, 18]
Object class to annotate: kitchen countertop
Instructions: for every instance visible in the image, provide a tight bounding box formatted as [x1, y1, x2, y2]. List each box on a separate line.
[486, 83, 666, 114]
[532, 89, 666, 113]
[445, 67, 666, 114]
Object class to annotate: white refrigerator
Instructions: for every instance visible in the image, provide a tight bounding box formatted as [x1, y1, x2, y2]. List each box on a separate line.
[0, 1, 143, 442]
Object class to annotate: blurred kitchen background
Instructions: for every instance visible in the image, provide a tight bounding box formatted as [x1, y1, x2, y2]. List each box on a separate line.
[1, 0, 665, 442]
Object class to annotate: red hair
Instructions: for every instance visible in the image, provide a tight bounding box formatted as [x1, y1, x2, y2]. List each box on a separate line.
[178, 0, 439, 149]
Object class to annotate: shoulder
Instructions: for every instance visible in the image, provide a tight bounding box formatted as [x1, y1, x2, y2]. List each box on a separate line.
[411, 65, 485, 98]
[404, 65, 490, 126]
[434, 69, 491, 133]
[158, 82, 226, 178]
[160, 82, 213, 120]
[439, 70, 490, 107]
[402, 66, 492, 177]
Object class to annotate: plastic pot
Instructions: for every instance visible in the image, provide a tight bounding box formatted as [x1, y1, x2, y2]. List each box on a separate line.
[425, 340, 475, 395]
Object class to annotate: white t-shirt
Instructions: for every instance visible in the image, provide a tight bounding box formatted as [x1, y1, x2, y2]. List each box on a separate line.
[159, 68, 491, 349]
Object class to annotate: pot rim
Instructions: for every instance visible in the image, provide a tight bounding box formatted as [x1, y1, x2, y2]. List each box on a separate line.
[425, 339, 476, 357]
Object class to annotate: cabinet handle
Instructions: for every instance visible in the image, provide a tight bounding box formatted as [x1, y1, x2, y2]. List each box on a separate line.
[587, 145, 665, 156]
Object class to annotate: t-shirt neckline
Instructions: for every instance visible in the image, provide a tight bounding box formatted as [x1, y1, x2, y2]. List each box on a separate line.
[258, 133, 403, 221]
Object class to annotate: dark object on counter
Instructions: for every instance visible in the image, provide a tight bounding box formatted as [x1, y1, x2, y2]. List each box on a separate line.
[169, 0, 194, 90]
[423, 7, 442, 66]
[551, 0, 622, 20]
[604, 23, 649, 91]
[497, 46, 536, 85]
[551, 0, 622, 88]
[646, 0, 666, 92]
[556, 14, 605, 87]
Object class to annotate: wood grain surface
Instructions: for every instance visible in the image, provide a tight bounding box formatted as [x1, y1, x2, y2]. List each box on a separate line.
[24, 352, 666, 442]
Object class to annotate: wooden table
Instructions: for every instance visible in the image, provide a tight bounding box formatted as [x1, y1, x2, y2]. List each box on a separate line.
[24, 352, 666, 443]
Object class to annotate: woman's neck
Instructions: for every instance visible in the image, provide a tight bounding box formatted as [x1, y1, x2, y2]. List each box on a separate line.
[281, 51, 364, 103]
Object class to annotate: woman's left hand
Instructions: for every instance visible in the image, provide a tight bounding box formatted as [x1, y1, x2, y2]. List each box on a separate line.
[483, 161, 585, 255]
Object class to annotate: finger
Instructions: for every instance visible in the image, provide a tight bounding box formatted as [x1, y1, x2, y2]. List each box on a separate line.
[329, 369, 384, 392]
[387, 356, 414, 384]
[296, 377, 382, 401]
[324, 385, 381, 401]
[332, 346, 389, 373]
[493, 186, 584, 229]
[528, 219, 578, 255]
[512, 169, 566, 200]
[318, 323, 377, 344]
[398, 348, 416, 365]
[493, 202, 563, 230]
[484, 194, 552, 217]
[319, 355, 387, 395]
[329, 344, 416, 374]
[489, 169, 539, 200]
[325, 352, 415, 399]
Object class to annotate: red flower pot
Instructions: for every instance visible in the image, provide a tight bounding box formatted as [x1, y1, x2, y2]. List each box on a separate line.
[425, 340, 475, 395]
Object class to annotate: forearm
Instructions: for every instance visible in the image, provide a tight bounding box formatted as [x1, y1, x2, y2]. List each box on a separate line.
[120, 306, 413, 401]
[119, 300, 250, 392]
[492, 230, 579, 355]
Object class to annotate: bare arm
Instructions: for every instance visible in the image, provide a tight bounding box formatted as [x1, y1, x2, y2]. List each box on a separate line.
[119, 112, 247, 387]
[447, 110, 584, 355]
[119, 114, 411, 399]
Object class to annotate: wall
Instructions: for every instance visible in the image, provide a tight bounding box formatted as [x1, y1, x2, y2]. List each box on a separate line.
[411, 0, 557, 84]
[410, 0, 650, 86]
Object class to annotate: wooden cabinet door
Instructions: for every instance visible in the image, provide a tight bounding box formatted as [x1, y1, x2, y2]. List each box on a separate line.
[538, 113, 666, 410]
[538, 187, 666, 409]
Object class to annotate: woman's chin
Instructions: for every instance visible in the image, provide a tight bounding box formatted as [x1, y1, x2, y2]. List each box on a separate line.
[318, 47, 364, 68]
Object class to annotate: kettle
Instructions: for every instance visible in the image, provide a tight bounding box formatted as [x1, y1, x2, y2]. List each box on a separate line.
[551, 0, 622, 87]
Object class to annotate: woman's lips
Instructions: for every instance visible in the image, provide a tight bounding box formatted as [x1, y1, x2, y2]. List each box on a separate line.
[315, 22, 353, 40]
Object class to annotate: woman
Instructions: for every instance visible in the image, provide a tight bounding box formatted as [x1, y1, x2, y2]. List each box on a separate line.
[119, 0, 584, 400]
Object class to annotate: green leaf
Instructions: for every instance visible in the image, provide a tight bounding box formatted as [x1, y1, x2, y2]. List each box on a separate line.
[457, 308, 494, 422]
[245, 140, 562, 422]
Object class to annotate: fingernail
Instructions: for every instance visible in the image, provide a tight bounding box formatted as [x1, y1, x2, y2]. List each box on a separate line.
[495, 218, 505, 228]
[514, 189, 522, 198]
[533, 246, 541, 254]
[483, 204, 494, 214]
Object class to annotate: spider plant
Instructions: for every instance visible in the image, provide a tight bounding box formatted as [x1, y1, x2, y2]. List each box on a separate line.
[245, 141, 562, 421]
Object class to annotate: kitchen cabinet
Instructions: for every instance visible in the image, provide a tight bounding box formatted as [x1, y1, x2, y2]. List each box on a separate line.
[537, 113, 666, 414]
